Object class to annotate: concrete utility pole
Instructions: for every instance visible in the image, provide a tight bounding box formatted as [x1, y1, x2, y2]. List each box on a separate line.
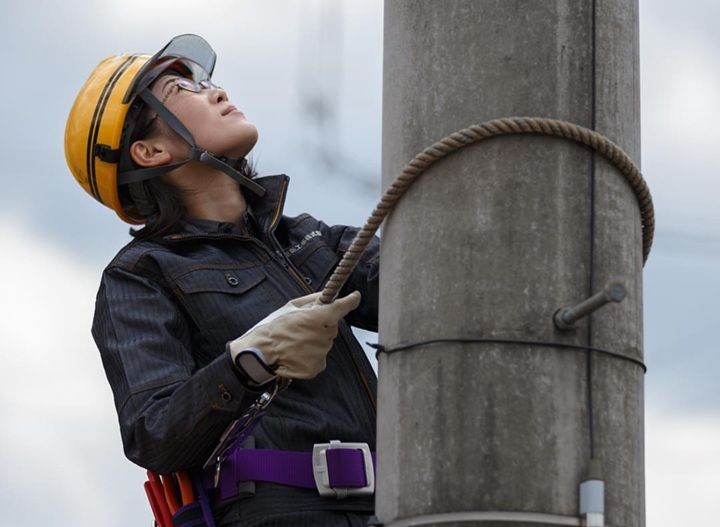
[377, 2, 643, 527]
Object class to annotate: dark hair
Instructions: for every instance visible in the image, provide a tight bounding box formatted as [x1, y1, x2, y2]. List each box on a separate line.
[123, 96, 257, 241]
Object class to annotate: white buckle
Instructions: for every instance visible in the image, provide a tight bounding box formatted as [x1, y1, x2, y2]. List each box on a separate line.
[312, 440, 375, 499]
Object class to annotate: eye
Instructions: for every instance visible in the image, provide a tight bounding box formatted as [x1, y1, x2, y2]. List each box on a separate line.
[175, 78, 201, 92]
[161, 82, 180, 104]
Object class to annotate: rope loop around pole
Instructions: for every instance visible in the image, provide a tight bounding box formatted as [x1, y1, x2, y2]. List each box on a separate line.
[319, 116, 654, 305]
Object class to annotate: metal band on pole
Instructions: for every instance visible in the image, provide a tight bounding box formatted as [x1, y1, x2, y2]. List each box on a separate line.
[383, 510, 583, 527]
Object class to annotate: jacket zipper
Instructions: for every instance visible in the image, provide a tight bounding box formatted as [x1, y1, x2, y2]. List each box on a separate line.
[265, 177, 313, 293]
[265, 179, 377, 413]
[164, 182, 378, 413]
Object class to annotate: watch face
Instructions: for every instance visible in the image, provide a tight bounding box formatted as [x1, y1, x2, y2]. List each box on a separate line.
[236, 349, 277, 385]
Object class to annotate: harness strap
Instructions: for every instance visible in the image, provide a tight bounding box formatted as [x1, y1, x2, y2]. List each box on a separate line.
[204, 447, 377, 501]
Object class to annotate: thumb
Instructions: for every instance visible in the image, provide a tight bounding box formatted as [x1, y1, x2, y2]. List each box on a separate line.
[322, 291, 362, 320]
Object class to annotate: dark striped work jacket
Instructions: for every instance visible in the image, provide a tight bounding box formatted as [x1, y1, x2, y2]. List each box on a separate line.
[92, 174, 379, 520]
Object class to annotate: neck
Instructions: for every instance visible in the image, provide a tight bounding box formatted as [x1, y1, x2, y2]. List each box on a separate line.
[165, 161, 248, 226]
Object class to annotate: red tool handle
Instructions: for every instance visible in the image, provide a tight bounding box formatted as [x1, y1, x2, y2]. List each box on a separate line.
[144, 481, 166, 527]
[176, 471, 195, 506]
[146, 471, 173, 527]
[160, 474, 181, 514]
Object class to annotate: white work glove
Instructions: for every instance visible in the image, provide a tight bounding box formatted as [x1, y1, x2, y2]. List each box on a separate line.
[228, 291, 361, 380]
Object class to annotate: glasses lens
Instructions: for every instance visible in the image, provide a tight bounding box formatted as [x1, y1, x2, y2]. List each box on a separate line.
[200, 79, 222, 90]
[175, 78, 201, 92]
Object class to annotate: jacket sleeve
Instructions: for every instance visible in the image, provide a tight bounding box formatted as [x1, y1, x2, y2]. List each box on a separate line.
[319, 222, 380, 332]
[92, 265, 255, 474]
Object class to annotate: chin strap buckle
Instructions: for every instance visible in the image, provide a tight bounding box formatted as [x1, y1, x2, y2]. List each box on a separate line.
[93, 143, 121, 163]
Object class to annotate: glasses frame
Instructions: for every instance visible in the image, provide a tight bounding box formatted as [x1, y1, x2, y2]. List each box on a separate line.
[171, 77, 223, 93]
[133, 77, 223, 140]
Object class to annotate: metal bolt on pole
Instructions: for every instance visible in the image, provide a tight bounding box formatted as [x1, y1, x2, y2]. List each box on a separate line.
[554, 282, 627, 330]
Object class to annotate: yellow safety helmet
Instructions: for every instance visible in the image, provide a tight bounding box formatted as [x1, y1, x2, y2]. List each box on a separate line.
[65, 34, 264, 224]
[65, 54, 150, 223]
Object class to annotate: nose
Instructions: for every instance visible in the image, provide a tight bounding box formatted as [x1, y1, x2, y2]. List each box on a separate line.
[210, 87, 228, 104]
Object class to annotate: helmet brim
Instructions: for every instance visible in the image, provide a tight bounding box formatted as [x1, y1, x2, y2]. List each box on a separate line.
[122, 34, 217, 104]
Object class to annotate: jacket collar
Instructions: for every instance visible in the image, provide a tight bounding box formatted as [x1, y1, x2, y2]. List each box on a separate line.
[245, 174, 290, 233]
[161, 174, 290, 241]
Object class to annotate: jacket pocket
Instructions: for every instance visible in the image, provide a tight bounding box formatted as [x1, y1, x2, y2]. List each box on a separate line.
[172, 265, 285, 345]
[175, 265, 266, 295]
[290, 243, 339, 291]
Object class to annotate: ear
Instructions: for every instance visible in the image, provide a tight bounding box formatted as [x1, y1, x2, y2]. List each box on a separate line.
[129, 138, 174, 168]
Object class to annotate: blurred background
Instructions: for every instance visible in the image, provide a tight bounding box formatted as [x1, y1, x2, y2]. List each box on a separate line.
[0, 1, 717, 525]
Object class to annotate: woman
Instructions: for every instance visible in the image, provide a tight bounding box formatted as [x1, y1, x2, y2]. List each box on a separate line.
[65, 34, 379, 527]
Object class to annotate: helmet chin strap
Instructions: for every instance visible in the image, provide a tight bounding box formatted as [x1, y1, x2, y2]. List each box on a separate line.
[116, 89, 266, 198]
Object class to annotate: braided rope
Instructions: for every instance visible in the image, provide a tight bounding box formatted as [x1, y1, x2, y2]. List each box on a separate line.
[319, 117, 654, 304]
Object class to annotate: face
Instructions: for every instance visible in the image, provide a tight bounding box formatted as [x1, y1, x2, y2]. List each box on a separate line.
[149, 73, 259, 159]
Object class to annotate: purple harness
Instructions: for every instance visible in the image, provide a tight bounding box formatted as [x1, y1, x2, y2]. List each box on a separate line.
[201, 383, 376, 502]
[159, 383, 377, 527]
[205, 440, 377, 501]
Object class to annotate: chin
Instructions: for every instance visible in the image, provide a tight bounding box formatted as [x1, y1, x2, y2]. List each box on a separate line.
[215, 131, 259, 159]
[229, 139, 258, 159]
[231, 125, 259, 158]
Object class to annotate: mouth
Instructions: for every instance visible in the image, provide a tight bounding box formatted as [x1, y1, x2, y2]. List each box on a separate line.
[222, 105, 242, 117]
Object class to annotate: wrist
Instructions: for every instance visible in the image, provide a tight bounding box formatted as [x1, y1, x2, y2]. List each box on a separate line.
[227, 344, 278, 390]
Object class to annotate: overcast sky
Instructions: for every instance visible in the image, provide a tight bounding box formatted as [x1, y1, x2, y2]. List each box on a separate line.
[0, 1, 718, 525]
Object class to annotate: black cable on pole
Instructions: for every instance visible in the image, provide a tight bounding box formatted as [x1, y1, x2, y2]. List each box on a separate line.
[587, 0, 599, 460]
[371, 337, 647, 373]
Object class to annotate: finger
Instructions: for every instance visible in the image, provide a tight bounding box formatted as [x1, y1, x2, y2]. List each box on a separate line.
[308, 357, 327, 378]
[288, 292, 323, 308]
[320, 291, 362, 320]
[313, 291, 361, 325]
[275, 364, 307, 380]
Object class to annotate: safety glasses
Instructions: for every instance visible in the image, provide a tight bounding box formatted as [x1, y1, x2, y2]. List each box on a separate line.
[131, 76, 224, 140]
[171, 77, 222, 93]
[123, 34, 218, 103]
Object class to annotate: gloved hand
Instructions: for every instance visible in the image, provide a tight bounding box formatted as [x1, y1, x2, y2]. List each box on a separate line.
[228, 291, 361, 380]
